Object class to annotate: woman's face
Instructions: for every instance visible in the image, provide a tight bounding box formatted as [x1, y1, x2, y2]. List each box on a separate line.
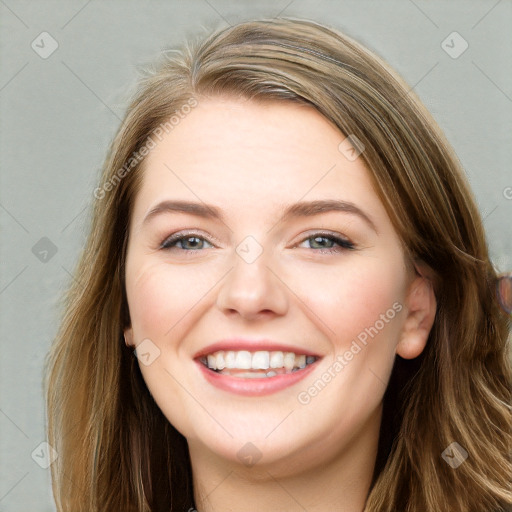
[123, 97, 426, 474]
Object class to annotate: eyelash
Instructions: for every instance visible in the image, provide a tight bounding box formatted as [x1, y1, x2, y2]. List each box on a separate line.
[159, 231, 355, 254]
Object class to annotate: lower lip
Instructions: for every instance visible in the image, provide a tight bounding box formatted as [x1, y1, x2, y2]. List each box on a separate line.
[195, 359, 320, 396]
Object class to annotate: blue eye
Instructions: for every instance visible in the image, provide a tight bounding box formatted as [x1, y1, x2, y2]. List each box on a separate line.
[301, 233, 355, 253]
[299, 233, 355, 253]
[159, 232, 355, 253]
[160, 234, 213, 251]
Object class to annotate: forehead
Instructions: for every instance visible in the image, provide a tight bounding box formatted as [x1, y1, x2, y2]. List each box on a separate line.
[131, 97, 387, 225]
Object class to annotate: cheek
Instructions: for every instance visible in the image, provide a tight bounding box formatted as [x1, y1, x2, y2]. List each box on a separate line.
[124, 260, 209, 434]
[125, 260, 201, 341]
[127, 268, 172, 338]
[294, 258, 407, 434]
[295, 255, 407, 351]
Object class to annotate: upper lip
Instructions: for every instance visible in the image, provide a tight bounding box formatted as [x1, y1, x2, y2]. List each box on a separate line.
[193, 339, 322, 359]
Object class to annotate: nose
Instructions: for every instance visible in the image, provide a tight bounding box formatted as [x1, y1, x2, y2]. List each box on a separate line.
[215, 250, 289, 321]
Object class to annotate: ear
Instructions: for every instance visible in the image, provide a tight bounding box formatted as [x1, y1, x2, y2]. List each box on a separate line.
[396, 268, 437, 359]
[123, 326, 134, 347]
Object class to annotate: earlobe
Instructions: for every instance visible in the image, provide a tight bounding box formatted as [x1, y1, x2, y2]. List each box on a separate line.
[396, 272, 437, 360]
[124, 327, 134, 347]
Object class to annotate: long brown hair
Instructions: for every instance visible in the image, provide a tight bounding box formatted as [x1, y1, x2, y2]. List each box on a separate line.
[45, 17, 512, 511]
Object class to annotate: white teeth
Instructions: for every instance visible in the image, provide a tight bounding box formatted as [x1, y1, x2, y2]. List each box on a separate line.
[283, 352, 295, 371]
[269, 351, 284, 368]
[225, 351, 236, 368]
[252, 351, 270, 370]
[296, 354, 306, 369]
[216, 351, 226, 370]
[235, 351, 252, 369]
[203, 350, 317, 372]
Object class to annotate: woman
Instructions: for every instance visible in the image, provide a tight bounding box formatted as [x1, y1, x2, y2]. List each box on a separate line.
[45, 17, 512, 512]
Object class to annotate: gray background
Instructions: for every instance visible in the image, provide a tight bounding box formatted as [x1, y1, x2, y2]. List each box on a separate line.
[1, 1, 511, 510]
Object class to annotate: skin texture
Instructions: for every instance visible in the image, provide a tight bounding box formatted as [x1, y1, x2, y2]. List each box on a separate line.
[123, 97, 437, 512]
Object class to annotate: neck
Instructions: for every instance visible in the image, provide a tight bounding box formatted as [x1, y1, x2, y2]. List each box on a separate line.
[189, 405, 382, 512]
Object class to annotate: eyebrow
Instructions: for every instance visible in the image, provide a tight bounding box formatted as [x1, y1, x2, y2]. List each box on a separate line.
[142, 199, 377, 232]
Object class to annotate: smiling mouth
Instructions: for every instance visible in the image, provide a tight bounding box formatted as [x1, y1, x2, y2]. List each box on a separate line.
[198, 350, 319, 379]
